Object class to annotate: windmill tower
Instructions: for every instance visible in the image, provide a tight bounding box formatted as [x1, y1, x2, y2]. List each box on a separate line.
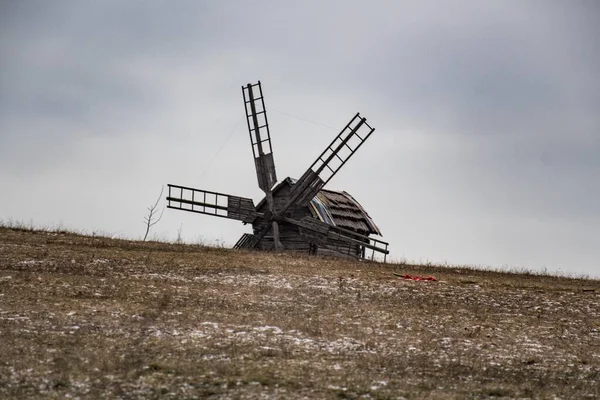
[166, 81, 389, 261]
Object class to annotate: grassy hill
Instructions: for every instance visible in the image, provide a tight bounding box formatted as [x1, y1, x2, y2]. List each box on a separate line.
[0, 226, 599, 399]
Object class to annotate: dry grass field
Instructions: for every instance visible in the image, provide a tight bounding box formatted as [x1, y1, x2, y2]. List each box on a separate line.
[0, 226, 599, 399]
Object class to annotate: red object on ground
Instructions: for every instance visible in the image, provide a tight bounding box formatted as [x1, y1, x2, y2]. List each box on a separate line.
[399, 274, 437, 282]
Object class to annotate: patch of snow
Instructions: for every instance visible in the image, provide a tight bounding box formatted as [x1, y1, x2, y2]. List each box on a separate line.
[253, 326, 282, 334]
[370, 380, 387, 390]
[17, 260, 42, 266]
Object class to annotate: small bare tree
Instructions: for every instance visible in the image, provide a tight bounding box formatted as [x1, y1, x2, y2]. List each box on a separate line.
[143, 186, 165, 241]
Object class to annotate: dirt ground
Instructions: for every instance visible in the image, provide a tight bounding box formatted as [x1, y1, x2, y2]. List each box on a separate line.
[0, 227, 599, 399]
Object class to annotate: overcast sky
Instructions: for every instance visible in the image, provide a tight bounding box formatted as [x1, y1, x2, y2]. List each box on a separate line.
[1, 1, 598, 276]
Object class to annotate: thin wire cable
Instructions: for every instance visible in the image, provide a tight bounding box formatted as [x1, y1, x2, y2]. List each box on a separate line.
[269, 108, 338, 131]
[272, 108, 392, 140]
[198, 116, 244, 180]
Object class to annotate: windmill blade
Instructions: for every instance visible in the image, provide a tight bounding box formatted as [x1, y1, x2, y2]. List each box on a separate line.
[242, 81, 277, 192]
[166, 184, 258, 223]
[285, 113, 375, 210]
[242, 81, 283, 251]
[249, 113, 376, 248]
[233, 233, 257, 250]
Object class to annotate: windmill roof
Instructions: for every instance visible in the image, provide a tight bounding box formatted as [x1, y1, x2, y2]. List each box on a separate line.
[257, 177, 382, 236]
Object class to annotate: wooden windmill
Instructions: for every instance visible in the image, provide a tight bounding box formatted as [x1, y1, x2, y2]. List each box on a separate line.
[166, 81, 389, 260]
